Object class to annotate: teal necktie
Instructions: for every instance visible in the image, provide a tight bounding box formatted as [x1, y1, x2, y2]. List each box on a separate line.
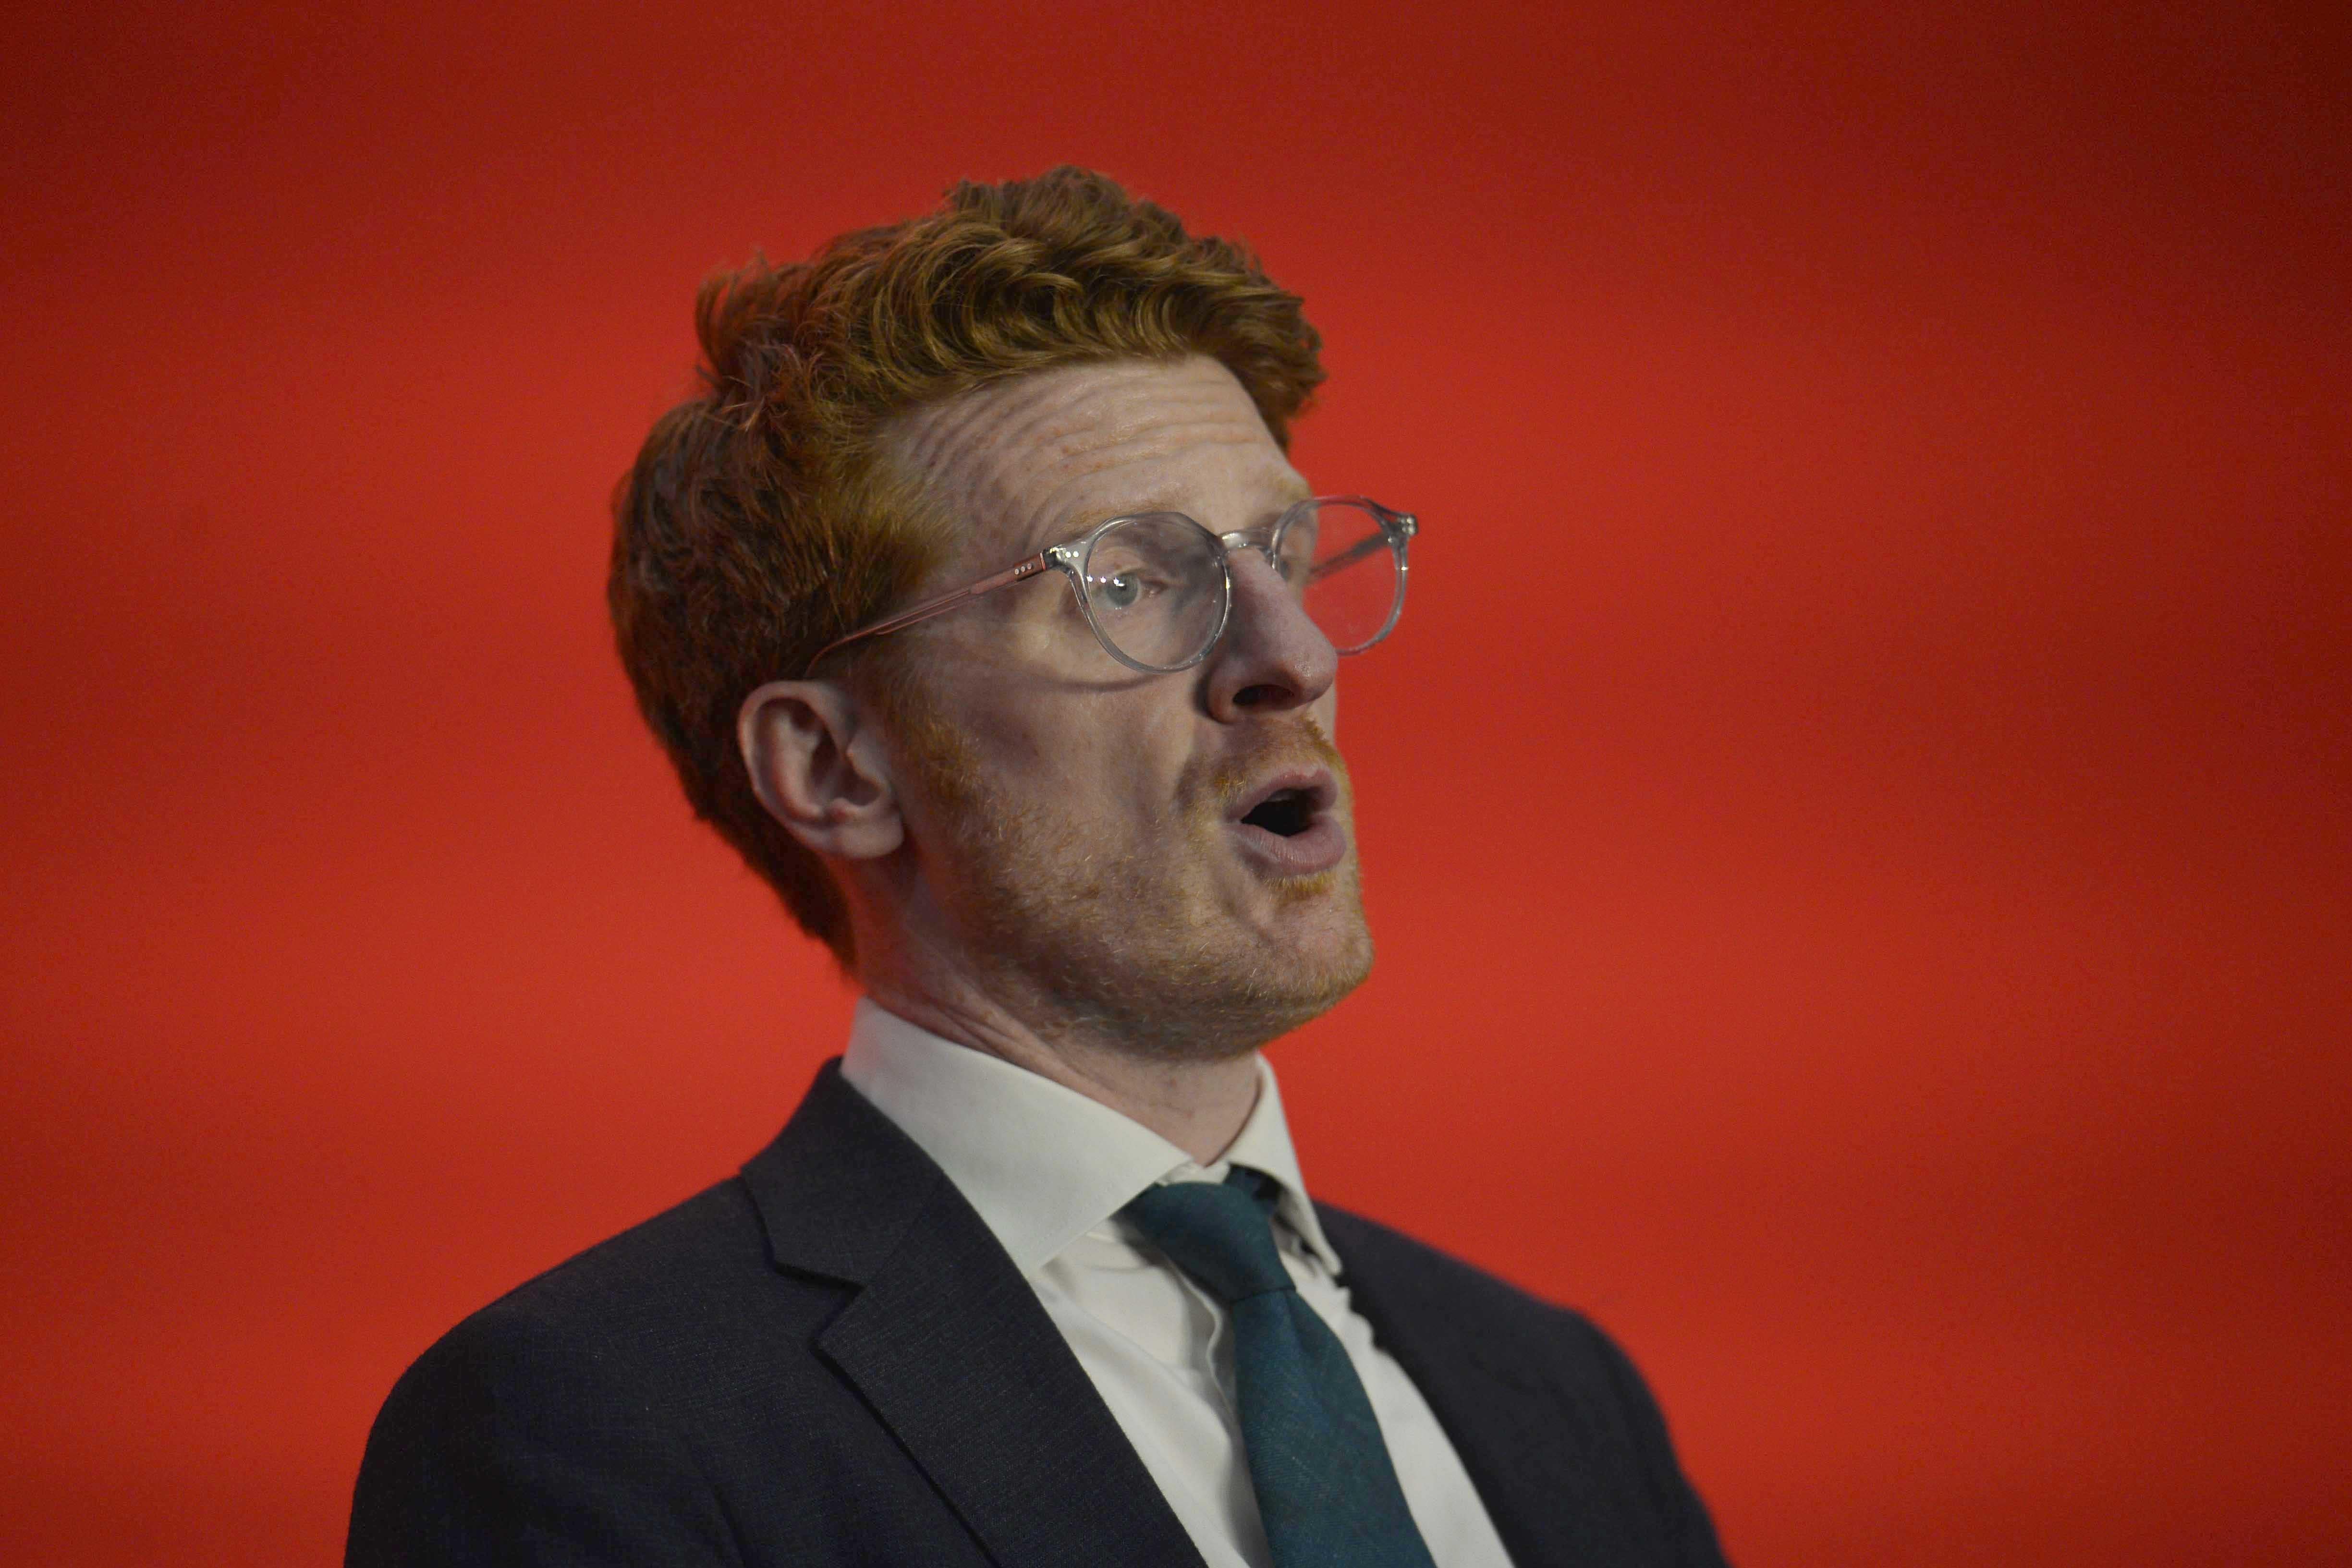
[1122, 1169, 1440, 1568]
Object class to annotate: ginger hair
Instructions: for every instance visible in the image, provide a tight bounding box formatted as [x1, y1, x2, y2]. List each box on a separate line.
[608, 168, 1325, 967]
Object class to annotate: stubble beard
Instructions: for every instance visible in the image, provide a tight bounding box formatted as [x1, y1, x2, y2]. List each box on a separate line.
[892, 697, 1374, 1062]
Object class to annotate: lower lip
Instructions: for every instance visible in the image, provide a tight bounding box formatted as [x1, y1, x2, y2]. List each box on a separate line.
[1226, 816, 1349, 875]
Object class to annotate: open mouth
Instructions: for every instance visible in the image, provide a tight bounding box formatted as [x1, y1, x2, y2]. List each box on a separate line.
[1226, 767, 1346, 875]
[1240, 787, 1318, 838]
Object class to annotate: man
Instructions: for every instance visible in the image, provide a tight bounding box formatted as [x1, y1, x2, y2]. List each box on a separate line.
[349, 168, 1728, 1568]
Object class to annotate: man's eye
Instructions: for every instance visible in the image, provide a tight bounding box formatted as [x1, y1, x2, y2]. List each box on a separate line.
[1095, 572, 1150, 609]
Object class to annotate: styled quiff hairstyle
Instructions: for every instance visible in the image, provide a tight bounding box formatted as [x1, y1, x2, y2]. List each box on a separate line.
[609, 168, 1325, 967]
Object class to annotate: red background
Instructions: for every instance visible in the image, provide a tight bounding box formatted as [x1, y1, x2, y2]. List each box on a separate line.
[4, 2, 2346, 1562]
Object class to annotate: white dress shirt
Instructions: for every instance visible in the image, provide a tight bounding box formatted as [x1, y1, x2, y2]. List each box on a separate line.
[840, 999, 1516, 1568]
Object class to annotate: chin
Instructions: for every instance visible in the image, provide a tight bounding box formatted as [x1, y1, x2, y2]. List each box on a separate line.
[949, 804, 1375, 1057]
[1048, 892, 1374, 1063]
[1215, 880, 1377, 1042]
[1253, 856, 1370, 953]
[1265, 890, 1371, 979]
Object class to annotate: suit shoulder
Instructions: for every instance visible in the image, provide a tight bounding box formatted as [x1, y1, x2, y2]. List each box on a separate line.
[1316, 1202, 1730, 1564]
[474, 1177, 771, 1335]
[1313, 1202, 1667, 1425]
[384, 1172, 812, 1416]
[1314, 1201, 1602, 1341]
[352, 1183, 767, 1566]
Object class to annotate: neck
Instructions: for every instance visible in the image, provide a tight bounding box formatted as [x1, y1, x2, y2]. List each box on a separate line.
[864, 981, 1263, 1166]
[858, 971, 1264, 1168]
[846, 869, 1287, 1163]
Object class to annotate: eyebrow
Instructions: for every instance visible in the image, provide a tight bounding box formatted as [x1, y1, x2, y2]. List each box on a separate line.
[1051, 485, 1315, 544]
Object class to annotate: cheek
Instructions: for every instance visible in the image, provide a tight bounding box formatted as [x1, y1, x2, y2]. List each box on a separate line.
[925, 644, 1201, 822]
[1064, 698, 1197, 827]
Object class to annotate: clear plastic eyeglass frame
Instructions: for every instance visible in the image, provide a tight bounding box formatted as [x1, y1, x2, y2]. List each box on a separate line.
[800, 494, 1418, 678]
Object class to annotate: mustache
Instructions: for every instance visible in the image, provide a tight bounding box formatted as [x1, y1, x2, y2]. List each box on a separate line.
[1192, 715, 1350, 815]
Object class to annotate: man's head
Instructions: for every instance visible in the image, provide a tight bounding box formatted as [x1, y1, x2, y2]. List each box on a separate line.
[611, 170, 1374, 1055]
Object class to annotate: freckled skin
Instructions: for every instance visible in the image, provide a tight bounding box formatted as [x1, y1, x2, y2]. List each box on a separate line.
[874, 355, 1373, 1062]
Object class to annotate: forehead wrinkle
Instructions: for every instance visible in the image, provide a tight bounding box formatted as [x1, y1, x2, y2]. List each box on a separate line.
[888, 386, 1018, 495]
[932, 358, 1253, 479]
[891, 374, 1123, 540]
[886, 356, 1292, 563]
[982, 374, 1256, 481]
[1018, 423, 1298, 541]
[895, 357, 1198, 476]
[984, 390, 1286, 529]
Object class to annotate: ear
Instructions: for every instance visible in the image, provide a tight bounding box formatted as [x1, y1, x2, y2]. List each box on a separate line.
[737, 680, 904, 861]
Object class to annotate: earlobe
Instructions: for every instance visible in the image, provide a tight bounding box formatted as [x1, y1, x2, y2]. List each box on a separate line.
[737, 681, 905, 860]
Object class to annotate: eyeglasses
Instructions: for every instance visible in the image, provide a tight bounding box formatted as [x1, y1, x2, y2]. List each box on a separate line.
[803, 495, 1418, 678]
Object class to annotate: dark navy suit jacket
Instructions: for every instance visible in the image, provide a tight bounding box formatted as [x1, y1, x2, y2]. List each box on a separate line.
[348, 1061, 1728, 1566]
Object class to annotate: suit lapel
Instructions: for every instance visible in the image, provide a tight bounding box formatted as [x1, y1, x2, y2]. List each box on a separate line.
[1319, 1205, 1635, 1568]
[743, 1064, 1205, 1568]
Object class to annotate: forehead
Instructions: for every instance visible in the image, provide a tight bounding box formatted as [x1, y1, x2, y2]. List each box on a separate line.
[886, 355, 1306, 558]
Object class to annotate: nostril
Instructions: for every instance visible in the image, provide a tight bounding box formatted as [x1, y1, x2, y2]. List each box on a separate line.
[1233, 683, 1284, 707]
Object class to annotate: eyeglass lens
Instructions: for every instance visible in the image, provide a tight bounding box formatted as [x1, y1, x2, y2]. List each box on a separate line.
[1290, 499, 1401, 656]
[1081, 500, 1402, 670]
[1081, 514, 1228, 668]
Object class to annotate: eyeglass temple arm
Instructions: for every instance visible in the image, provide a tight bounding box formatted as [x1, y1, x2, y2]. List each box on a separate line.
[1303, 509, 1416, 584]
[801, 552, 1055, 677]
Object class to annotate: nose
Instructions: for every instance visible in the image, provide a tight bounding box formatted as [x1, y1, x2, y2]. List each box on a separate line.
[1202, 540, 1337, 719]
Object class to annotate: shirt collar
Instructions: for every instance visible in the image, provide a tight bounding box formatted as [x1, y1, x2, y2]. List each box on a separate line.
[839, 997, 1341, 1277]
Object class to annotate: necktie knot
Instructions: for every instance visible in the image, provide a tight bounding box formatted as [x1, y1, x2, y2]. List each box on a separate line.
[1121, 1168, 1293, 1305]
